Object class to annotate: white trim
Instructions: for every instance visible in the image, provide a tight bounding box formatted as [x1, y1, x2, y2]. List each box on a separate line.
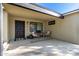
[63, 9, 79, 16]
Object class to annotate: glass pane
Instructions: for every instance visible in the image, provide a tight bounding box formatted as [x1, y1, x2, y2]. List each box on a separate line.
[30, 22, 37, 32]
[30, 22, 43, 32]
[37, 23, 43, 31]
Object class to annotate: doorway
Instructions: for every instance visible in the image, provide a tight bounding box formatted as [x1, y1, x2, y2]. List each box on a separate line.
[15, 20, 25, 41]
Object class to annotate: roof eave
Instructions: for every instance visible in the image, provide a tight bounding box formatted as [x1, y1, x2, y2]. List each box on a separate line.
[63, 9, 79, 16]
[13, 3, 61, 17]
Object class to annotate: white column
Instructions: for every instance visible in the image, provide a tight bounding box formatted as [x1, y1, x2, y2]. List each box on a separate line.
[0, 3, 2, 56]
[3, 11, 8, 43]
[2, 9, 10, 51]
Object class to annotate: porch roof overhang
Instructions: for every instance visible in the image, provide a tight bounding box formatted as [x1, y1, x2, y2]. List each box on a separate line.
[3, 3, 61, 20]
[12, 3, 61, 17]
[13, 3, 79, 19]
[3, 3, 79, 20]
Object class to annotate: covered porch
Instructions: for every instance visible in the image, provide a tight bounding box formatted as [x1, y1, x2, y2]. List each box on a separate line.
[3, 3, 59, 43]
[2, 3, 79, 56]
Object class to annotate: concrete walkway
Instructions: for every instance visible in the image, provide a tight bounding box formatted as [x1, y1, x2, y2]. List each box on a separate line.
[3, 39, 79, 56]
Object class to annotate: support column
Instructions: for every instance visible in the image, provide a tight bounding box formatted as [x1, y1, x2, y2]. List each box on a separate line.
[0, 3, 2, 56]
[3, 11, 8, 43]
[3, 10, 9, 51]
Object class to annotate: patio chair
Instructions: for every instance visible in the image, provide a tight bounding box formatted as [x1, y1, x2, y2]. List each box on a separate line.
[31, 31, 43, 38]
[31, 32, 39, 38]
[43, 31, 51, 38]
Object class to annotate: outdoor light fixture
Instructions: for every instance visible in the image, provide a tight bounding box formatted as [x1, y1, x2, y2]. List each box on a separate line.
[59, 14, 64, 19]
[48, 20, 55, 25]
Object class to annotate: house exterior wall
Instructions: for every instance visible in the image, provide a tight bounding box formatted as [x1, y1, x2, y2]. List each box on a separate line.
[8, 15, 48, 41]
[49, 12, 79, 44]
[76, 13, 79, 44]
[3, 10, 79, 44]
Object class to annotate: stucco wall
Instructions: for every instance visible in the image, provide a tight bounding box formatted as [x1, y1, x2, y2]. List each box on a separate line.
[76, 13, 79, 44]
[3, 10, 79, 44]
[8, 15, 48, 41]
[49, 12, 79, 44]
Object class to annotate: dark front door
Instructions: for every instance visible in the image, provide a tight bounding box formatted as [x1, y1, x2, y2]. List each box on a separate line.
[15, 20, 25, 41]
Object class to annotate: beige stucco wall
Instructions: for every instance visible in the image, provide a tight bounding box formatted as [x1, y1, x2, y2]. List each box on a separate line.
[49, 12, 79, 44]
[3, 9, 79, 44]
[76, 13, 79, 44]
[8, 15, 49, 41]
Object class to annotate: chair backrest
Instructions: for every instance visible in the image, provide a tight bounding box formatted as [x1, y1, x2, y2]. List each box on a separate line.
[46, 31, 51, 36]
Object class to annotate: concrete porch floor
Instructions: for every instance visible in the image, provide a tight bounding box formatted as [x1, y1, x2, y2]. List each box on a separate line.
[3, 39, 79, 56]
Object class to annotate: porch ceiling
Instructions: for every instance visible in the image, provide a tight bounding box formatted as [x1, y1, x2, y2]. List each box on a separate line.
[3, 4, 59, 21]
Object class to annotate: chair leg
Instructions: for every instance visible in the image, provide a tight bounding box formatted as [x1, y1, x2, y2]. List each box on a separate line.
[14, 38, 16, 41]
[24, 37, 26, 40]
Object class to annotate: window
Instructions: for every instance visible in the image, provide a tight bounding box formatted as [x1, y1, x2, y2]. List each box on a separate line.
[30, 22, 43, 32]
